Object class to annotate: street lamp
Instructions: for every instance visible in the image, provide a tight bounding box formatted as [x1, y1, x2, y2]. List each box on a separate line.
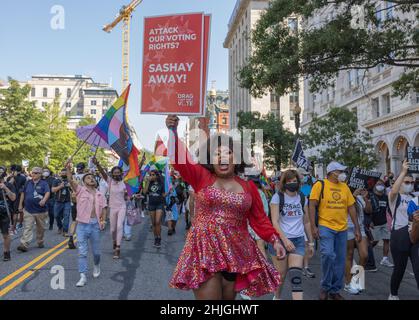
[294, 103, 302, 136]
[208, 88, 217, 134]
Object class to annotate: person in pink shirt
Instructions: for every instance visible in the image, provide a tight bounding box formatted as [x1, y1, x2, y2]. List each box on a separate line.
[93, 157, 127, 259]
[66, 162, 107, 287]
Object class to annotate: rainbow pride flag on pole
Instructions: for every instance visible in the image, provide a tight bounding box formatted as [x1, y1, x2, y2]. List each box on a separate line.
[93, 84, 140, 196]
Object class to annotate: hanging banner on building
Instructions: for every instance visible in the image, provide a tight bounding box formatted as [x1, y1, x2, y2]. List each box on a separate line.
[200, 14, 211, 116]
[348, 167, 382, 190]
[291, 139, 311, 171]
[407, 146, 419, 173]
[141, 13, 209, 115]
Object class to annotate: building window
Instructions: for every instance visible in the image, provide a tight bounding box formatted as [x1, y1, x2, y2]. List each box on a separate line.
[55, 88, 60, 97]
[289, 91, 299, 104]
[43, 88, 48, 97]
[65, 111, 71, 117]
[288, 18, 298, 33]
[372, 98, 380, 118]
[348, 71, 353, 88]
[416, 92, 419, 104]
[386, 1, 394, 19]
[90, 109, 97, 115]
[66, 102, 71, 109]
[42, 102, 48, 108]
[67, 88, 71, 98]
[382, 94, 391, 114]
[222, 118, 227, 125]
[79, 89, 83, 97]
[31, 88, 35, 97]
[91, 100, 97, 106]
[375, 4, 383, 28]
[103, 99, 109, 107]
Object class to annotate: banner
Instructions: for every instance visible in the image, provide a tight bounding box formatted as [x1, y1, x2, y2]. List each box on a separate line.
[348, 167, 382, 190]
[141, 13, 209, 115]
[407, 146, 419, 174]
[291, 139, 311, 171]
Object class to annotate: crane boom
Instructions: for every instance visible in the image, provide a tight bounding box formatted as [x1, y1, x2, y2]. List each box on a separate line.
[102, 0, 143, 90]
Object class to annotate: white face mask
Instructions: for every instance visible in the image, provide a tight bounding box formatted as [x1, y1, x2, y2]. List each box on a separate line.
[403, 183, 414, 194]
[338, 173, 347, 182]
[42, 172, 50, 178]
[375, 185, 385, 192]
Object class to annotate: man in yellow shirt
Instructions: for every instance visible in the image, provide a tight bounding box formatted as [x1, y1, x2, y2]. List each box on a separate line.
[309, 161, 361, 300]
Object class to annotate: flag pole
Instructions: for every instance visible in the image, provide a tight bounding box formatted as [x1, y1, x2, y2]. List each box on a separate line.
[66, 129, 95, 166]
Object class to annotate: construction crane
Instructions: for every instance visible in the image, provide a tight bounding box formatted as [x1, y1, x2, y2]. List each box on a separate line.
[103, 0, 143, 91]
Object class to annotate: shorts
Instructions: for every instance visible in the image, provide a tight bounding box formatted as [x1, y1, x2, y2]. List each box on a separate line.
[371, 223, 390, 241]
[347, 227, 367, 241]
[220, 271, 237, 282]
[268, 236, 306, 257]
[0, 213, 10, 235]
[148, 203, 164, 211]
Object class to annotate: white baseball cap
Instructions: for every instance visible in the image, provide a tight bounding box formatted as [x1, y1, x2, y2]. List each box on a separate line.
[326, 161, 347, 174]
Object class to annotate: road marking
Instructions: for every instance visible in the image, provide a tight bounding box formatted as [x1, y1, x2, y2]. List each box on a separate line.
[0, 239, 78, 298]
[0, 237, 75, 287]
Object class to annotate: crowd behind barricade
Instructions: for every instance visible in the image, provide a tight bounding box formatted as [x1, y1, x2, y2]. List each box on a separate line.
[0, 145, 418, 299]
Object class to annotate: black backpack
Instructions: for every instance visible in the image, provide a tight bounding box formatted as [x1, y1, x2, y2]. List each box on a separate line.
[275, 191, 306, 217]
[389, 193, 415, 231]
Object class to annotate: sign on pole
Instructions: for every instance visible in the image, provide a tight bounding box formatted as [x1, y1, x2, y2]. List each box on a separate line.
[407, 146, 419, 174]
[22, 160, 30, 168]
[348, 167, 382, 190]
[141, 13, 210, 115]
[291, 139, 311, 171]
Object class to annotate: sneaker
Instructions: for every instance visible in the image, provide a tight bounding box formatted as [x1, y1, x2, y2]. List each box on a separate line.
[3, 252, 11, 261]
[76, 273, 87, 287]
[17, 245, 28, 252]
[38, 243, 45, 248]
[303, 267, 316, 278]
[93, 265, 101, 278]
[388, 294, 400, 300]
[365, 265, 378, 272]
[380, 257, 394, 268]
[68, 236, 76, 249]
[63, 232, 70, 238]
[113, 246, 121, 259]
[57, 228, 63, 235]
[329, 293, 345, 300]
[155, 238, 161, 248]
[240, 293, 252, 300]
[344, 284, 359, 295]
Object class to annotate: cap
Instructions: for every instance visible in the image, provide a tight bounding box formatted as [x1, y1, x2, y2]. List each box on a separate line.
[76, 163, 86, 170]
[297, 167, 309, 175]
[326, 161, 347, 174]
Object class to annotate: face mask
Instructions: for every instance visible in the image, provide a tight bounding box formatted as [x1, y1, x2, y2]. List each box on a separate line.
[284, 182, 299, 193]
[61, 175, 67, 179]
[403, 183, 414, 194]
[338, 173, 347, 182]
[375, 185, 385, 192]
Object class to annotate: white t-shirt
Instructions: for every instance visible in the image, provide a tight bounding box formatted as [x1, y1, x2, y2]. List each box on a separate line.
[389, 193, 414, 231]
[270, 192, 308, 239]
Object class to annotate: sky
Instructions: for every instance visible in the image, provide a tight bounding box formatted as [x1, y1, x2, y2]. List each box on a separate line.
[0, 0, 237, 150]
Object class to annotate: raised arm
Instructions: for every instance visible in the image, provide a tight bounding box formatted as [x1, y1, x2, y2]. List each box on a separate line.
[66, 163, 80, 193]
[389, 159, 409, 203]
[92, 157, 108, 182]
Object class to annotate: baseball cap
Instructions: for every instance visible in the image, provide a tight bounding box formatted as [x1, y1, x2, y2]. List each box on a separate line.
[326, 161, 347, 174]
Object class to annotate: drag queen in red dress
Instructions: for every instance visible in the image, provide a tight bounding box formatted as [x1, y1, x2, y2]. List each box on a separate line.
[166, 115, 286, 300]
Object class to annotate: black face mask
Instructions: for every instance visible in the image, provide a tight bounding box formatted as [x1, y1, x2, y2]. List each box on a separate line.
[113, 175, 122, 181]
[284, 182, 299, 193]
[61, 175, 67, 179]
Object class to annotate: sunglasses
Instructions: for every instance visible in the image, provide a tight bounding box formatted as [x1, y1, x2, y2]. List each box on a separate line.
[32, 172, 42, 175]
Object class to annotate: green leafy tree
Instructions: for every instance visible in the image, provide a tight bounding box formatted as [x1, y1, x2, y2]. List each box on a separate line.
[239, 0, 418, 98]
[303, 107, 378, 170]
[0, 79, 47, 166]
[237, 111, 295, 171]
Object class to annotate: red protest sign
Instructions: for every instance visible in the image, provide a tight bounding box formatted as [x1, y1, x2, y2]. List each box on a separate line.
[200, 14, 211, 116]
[141, 13, 206, 115]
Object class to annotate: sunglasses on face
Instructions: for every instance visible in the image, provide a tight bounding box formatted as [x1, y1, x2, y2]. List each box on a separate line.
[32, 172, 41, 175]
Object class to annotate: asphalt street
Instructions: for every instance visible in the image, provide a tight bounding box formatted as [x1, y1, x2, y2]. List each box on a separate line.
[0, 213, 418, 300]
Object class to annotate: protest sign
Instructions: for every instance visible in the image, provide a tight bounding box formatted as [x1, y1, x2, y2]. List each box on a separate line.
[141, 13, 209, 115]
[407, 146, 419, 174]
[348, 167, 382, 190]
[291, 139, 311, 172]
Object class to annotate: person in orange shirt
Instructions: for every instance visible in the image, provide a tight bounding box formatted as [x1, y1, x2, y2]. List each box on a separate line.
[309, 161, 361, 300]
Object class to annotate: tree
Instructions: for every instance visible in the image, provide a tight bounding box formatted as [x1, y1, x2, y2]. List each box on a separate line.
[0, 79, 47, 166]
[239, 0, 418, 99]
[237, 111, 295, 171]
[303, 107, 378, 170]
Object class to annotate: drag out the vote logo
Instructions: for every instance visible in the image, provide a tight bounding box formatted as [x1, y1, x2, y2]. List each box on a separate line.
[50, 5, 65, 30]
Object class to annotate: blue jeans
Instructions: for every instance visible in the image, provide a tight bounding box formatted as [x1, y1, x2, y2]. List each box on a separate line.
[54, 202, 71, 232]
[124, 217, 132, 238]
[76, 218, 101, 274]
[319, 225, 347, 294]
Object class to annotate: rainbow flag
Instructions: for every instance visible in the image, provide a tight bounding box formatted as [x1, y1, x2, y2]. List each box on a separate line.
[93, 84, 140, 196]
